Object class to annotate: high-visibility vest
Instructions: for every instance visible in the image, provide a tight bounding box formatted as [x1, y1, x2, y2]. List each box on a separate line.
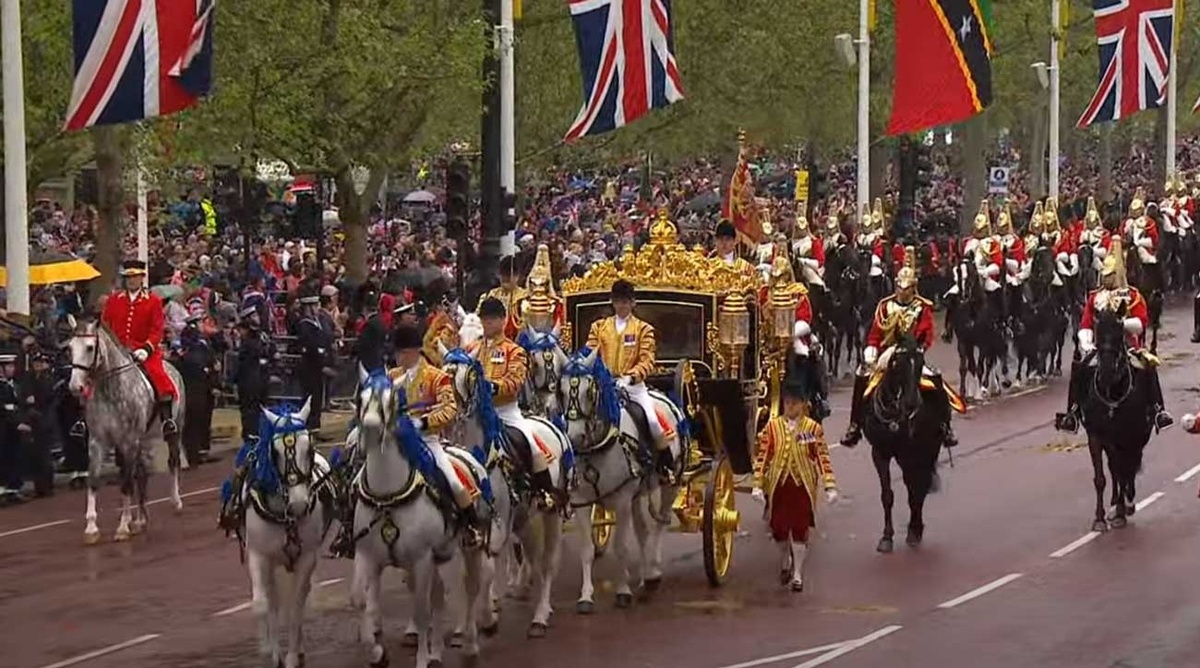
[201, 199, 217, 236]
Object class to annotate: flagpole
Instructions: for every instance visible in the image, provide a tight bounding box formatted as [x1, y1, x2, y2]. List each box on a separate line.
[3, 0, 30, 317]
[498, 0, 516, 256]
[857, 0, 870, 211]
[136, 163, 149, 264]
[1166, 6, 1178, 179]
[1049, 0, 1061, 200]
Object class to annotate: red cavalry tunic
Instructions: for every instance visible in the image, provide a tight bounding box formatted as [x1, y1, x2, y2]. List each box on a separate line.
[102, 288, 178, 399]
[1079, 287, 1149, 348]
[865, 295, 935, 350]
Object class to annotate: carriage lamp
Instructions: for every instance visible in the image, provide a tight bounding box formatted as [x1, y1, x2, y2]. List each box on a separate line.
[769, 286, 798, 346]
[718, 292, 750, 348]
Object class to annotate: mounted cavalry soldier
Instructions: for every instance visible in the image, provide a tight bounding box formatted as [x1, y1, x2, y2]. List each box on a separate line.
[945, 201, 1004, 307]
[791, 213, 826, 290]
[472, 297, 565, 508]
[754, 216, 780, 271]
[1023, 201, 1044, 265]
[1043, 198, 1080, 284]
[822, 205, 848, 251]
[1055, 237, 1173, 435]
[101, 260, 178, 437]
[770, 257, 830, 420]
[478, 255, 528, 340]
[842, 261, 958, 449]
[855, 199, 887, 279]
[995, 201, 1026, 289]
[519, 244, 565, 334]
[389, 324, 488, 546]
[1077, 197, 1112, 272]
[294, 292, 333, 431]
[1161, 174, 1194, 234]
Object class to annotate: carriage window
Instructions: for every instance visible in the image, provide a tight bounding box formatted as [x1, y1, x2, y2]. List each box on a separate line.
[573, 301, 706, 361]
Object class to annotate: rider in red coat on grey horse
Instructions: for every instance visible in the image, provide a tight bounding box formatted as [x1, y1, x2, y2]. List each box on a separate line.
[100, 260, 178, 437]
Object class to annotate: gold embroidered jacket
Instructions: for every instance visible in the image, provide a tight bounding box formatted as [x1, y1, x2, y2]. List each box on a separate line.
[586, 315, 656, 383]
[753, 416, 836, 505]
[478, 285, 528, 339]
[388, 358, 458, 432]
[422, 311, 459, 366]
[467, 334, 528, 406]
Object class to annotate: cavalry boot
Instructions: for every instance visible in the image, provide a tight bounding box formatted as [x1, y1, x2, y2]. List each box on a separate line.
[1147, 371, 1175, 432]
[930, 374, 957, 447]
[1191, 294, 1200, 343]
[460, 506, 485, 549]
[160, 399, 179, 437]
[656, 447, 677, 486]
[1055, 362, 1085, 433]
[533, 468, 567, 511]
[840, 374, 868, 447]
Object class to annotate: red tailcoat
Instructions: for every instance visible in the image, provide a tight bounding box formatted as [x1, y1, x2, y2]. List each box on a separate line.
[866, 295, 935, 350]
[923, 240, 941, 276]
[890, 243, 907, 274]
[1051, 231, 1076, 256]
[101, 288, 177, 399]
[1080, 287, 1149, 348]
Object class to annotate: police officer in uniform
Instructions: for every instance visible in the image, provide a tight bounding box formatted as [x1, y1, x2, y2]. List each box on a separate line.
[19, 350, 56, 496]
[295, 292, 333, 431]
[0, 351, 28, 503]
[234, 306, 273, 444]
[176, 312, 219, 465]
[356, 289, 388, 376]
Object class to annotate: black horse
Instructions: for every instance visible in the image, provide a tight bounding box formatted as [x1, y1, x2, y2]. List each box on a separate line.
[944, 259, 1004, 401]
[1015, 248, 1068, 382]
[862, 332, 944, 553]
[1124, 242, 1164, 354]
[823, 244, 865, 379]
[1079, 309, 1153, 531]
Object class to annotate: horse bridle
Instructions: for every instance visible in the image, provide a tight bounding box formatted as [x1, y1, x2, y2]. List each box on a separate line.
[71, 331, 139, 383]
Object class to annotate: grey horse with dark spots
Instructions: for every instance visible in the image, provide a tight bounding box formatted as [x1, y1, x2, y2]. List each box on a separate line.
[67, 315, 187, 544]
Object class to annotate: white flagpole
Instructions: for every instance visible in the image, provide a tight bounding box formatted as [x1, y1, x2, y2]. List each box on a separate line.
[1166, 2, 1178, 178]
[498, 0, 516, 257]
[857, 0, 870, 212]
[3, 0, 30, 316]
[1049, 0, 1061, 200]
[136, 164, 149, 263]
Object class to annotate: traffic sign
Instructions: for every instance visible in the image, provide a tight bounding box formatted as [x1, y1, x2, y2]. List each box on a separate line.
[987, 166, 1011, 195]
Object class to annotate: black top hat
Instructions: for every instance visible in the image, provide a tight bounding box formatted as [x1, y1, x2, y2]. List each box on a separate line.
[393, 324, 423, 350]
[121, 260, 149, 276]
[478, 296, 506, 318]
[781, 368, 813, 402]
[715, 220, 737, 239]
[611, 279, 636, 301]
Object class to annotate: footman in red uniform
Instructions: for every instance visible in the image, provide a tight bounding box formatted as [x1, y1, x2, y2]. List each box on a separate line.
[101, 260, 178, 437]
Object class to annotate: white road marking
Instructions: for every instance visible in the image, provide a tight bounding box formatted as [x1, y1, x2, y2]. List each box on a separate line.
[37, 633, 161, 668]
[937, 573, 1023, 609]
[1135, 491, 1165, 512]
[1175, 462, 1200, 483]
[146, 485, 220, 507]
[714, 641, 850, 668]
[790, 625, 903, 668]
[0, 519, 71, 538]
[1050, 532, 1101, 559]
[211, 577, 345, 618]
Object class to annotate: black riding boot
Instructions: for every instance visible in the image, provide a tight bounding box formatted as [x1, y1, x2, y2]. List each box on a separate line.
[218, 452, 251, 533]
[460, 505, 484, 548]
[929, 373, 958, 447]
[1191, 294, 1200, 343]
[160, 398, 178, 437]
[1147, 369, 1174, 432]
[533, 468, 567, 511]
[840, 374, 869, 447]
[1055, 361, 1088, 433]
[656, 447, 677, 485]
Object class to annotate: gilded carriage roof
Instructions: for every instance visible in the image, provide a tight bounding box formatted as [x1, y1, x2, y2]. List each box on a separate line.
[561, 210, 761, 296]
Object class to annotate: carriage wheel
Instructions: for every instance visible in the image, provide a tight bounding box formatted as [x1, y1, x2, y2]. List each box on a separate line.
[591, 505, 617, 558]
[702, 454, 739, 587]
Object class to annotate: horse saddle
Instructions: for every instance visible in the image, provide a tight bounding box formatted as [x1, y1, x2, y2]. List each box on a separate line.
[444, 447, 491, 505]
[502, 426, 536, 473]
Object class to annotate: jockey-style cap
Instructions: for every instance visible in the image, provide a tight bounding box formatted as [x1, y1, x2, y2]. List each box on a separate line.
[120, 260, 148, 277]
[715, 220, 737, 239]
[781, 374, 809, 401]
[611, 278, 636, 301]
[393, 324, 422, 350]
[478, 297, 506, 319]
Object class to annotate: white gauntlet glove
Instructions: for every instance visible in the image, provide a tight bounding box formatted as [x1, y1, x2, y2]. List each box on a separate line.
[132, 348, 149, 362]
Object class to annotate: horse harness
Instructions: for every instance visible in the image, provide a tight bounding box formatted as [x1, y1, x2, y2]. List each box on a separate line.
[561, 374, 648, 509]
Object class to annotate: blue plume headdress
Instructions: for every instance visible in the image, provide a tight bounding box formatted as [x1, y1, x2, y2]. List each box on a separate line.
[517, 329, 562, 353]
[563, 346, 620, 425]
[443, 347, 504, 460]
[250, 403, 308, 494]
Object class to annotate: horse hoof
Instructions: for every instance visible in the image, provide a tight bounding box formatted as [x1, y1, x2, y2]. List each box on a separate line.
[1091, 519, 1109, 533]
[576, 600, 594, 615]
[130, 521, 145, 535]
[790, 580, 804, 593]
[401, 632, 418, 648]
[527, 622, 548, 639]
[1110, 516, 1128, 530]
[428, 660, 443, 668]
[642, 577, 662, 593]
[876, 537, 894, 553]
[448, 632, 464, 648]
[615, 593, 634, 608]
[480, 622, 499, 637]
[368, 647, 388, 668]
[1126, 503, 1136, 517]
[113, 528, 132, 542]
[906, 530, 923, 547]
[83, 531, 102, 546]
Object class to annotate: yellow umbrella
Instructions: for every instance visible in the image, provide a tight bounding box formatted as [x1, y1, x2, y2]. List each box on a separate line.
[0, 252, 101, 286]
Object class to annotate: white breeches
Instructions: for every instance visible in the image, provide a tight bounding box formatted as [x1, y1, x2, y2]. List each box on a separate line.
[868, 254, 883, 277]
[625, 382, 668, 448]
[427, 435, 478, 509]
[799, 262, 826, 289]
[495, 402, 548, 473]
[1055, 253, 1079, 278]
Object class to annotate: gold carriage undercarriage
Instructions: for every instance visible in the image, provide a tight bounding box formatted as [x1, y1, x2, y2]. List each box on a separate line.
[560, 212, 799, 586]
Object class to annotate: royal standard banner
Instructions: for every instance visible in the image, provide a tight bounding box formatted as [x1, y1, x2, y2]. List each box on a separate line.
[886, 0, 994, 136]
[721, 148, 764, 245]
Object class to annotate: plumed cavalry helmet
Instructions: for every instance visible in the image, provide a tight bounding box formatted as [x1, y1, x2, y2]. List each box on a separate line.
[795, 212, 810, 236]
[1085, 196, 1102, 229]
[996, 202, 1014, 235]
[895, 266, 918, 290]
[825, 205, 840, 235]
[1129, 187, 1146, 217]
[860, 202, 874, 234]
[1165, 174, 1178, 197]
[1029, 201, 1045, 235]
[1044, 197, 1061, 233]
[1100, 237, 1128, 288]
[871, 197, 885, 232]
[972, 200, 992, 238]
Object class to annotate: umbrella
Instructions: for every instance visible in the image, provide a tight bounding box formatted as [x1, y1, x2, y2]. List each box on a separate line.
[403, 190, 438, 204]
[684, 191, 721, 212]
[0, 251, 100, 286]
[151, 284, 184, 300]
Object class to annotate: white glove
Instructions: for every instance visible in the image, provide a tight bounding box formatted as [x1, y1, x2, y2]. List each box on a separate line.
[751, 488, 766, 504]
[617, 376, 632, 388]
[863, 346, 878, 365]
[1077, 329, 1096, 354]
[410, 417, 425, 433]
[1182, 413, 1197, 433]
[132, 348, 149, 362]
[825, 488, 839, 505]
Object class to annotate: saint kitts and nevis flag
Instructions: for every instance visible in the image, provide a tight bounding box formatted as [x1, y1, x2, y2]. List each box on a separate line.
[886, 0, 994, 136]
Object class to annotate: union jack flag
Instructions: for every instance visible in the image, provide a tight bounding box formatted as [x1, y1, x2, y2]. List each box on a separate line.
[1077, 0, 1175, 128]
[564, 0, 685, 142]
[66, 0, 215, 131]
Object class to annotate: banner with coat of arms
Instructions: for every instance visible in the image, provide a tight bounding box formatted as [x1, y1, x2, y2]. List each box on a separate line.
[722, 143, 765, 245]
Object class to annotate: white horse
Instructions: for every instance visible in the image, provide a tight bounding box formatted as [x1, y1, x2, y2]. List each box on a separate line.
[557, 347, 684, 612]
[351, 370, 499, 667]
[440, 344, 567, 638]
[67, 315, 187, 544]
[240, 398, 334, 668]
[519, 324, 565, 417]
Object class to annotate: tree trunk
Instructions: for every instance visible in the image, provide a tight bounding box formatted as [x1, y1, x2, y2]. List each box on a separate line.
[961, 114, 988, 234]
[1098, 125, 1113, 204]
[334, 166, 387, 286]
[91, 126, 125, 308]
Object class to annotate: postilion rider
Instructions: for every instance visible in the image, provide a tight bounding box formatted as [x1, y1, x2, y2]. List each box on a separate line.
[752, 374, 839, 592]
[842, 265, 960, 449]
[1055, 239, 1173, 434]
[391, 324, 491, 547]
[585, 279, 677, 481]
[472, 297, 565, 508]
[101, 260, 178, 437]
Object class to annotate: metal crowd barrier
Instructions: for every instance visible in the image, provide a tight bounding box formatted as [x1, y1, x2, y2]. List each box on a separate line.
[220, 335, 360, 409]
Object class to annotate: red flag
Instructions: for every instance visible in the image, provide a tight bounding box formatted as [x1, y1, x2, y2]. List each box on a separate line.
[722, 150, 764, 244]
